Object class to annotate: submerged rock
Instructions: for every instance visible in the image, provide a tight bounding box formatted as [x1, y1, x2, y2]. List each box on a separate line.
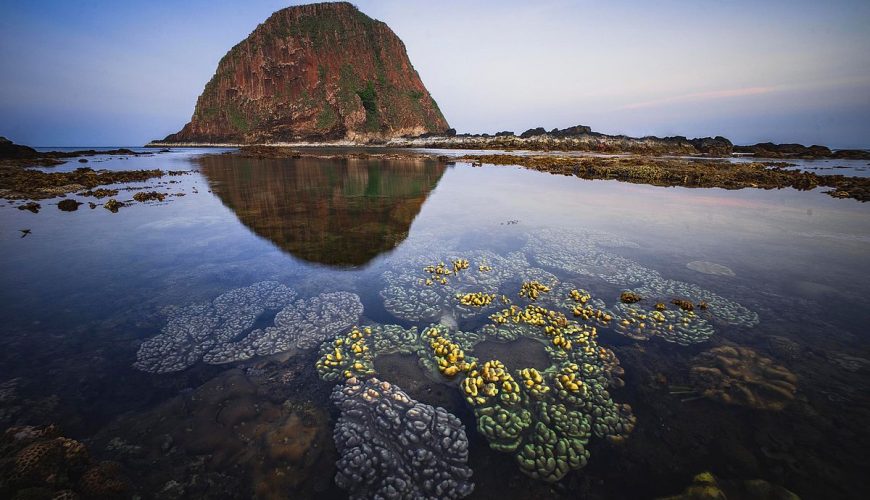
[658, 471, 799, 500]
[331, 377, 474, 499]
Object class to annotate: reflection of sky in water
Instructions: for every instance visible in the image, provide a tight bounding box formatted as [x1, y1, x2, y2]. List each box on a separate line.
[2, 150, 869, 334]
[2, 149, 870, 498]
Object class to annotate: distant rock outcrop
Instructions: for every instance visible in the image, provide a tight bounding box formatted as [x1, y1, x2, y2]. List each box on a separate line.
[387, 126, 736, 156]
[159, 2, 449, 144]
[734, 142, 870, 159]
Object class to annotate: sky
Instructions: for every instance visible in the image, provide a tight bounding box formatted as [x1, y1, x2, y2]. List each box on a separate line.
[1, 0, 869, 147]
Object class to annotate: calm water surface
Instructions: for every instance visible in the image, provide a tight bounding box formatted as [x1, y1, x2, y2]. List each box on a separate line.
[1, 148, 868, 499]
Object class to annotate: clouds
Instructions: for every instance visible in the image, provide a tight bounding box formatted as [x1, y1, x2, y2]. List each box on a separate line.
[1, 0, 868, 147]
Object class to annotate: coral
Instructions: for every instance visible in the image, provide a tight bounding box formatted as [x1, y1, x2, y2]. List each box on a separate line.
[519, 281, 551, 301]
[316, 324, 423, 382]
[457, 291, 496, 307]
[374, 258, 639, 483]
[524, 229, 758, 328]
[428, 327, 478, 377]
[458, 296, 633, 482]
[690, 345, 798, 411]
[525, 228, 658, 286]
[381, 250, 530, 323]
[0, 426, 96, 498]
[207, 290, 364, 361]
[632, 277, 758, 327]
[686, 261, 736, 277]
[671, 299, 695, 311]
[612, 303, 714, 345]
[135, 282, 362, 371]
[134, 281, 298, 373]
[331, 377, 474, 500]
[538, 283, 614, 329]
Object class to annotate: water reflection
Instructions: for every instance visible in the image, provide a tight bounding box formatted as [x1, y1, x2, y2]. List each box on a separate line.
[198, 155, 446, 267]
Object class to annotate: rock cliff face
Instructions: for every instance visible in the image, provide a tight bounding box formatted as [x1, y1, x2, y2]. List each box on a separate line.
[162, 2, 448, 144]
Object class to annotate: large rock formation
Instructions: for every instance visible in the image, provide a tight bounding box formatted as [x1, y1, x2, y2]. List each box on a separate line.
[160, 2, 448, 144]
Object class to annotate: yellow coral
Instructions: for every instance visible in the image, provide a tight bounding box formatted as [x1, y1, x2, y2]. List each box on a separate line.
[519, 281, 551, 301]
[457, 292, 496, 307]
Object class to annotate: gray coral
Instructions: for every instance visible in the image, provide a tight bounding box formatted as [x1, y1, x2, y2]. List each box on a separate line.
[134, 281, 297, 373]
[134, 283, 363, 373]
[331, 377, 474, 500]
[205, 291, 364, 363]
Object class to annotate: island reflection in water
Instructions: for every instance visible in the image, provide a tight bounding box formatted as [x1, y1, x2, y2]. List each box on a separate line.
[198, 154, 446, 267]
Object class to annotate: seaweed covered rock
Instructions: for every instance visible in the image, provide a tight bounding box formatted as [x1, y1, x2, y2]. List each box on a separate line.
[57, 199, 82, 212]
[690, 345, 798, 411]
[331, 377, 474, 499]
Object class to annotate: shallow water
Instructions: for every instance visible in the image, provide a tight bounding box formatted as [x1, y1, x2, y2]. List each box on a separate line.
[1, 148, 869, 499]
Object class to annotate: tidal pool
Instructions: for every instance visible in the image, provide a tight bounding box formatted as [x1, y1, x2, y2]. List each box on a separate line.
[0, 148, 868, 499]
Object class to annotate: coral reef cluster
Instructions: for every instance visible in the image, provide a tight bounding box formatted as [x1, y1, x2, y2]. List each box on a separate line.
[331, 377, 474, 499]
[463, 300, 635, 482]
[318, 282, 636, 482]
[612, 302, 715, 345]
[134, 282, 362, 373]
[381, 250, 530, 323]
[690, 345, 798, 411]
[524, 229, 758, 330]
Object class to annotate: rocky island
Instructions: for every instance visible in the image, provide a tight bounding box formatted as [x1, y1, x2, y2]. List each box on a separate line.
[149, 2, 869, 163]
[152, 2, 448, 144]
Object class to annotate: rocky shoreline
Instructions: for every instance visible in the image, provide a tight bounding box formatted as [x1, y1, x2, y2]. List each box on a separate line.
[0, 137, 181, 212]
[230, 146, 870, 202]
[149, 126, 870, 160]
[1, 136, 158, 168]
